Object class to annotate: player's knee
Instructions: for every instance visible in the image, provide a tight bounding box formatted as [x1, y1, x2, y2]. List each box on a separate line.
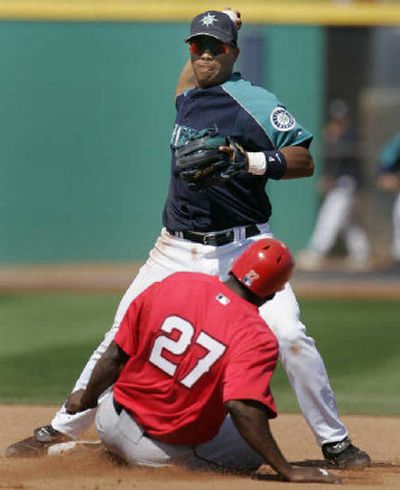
[276, 327, 317, 361]
[259, 283, 302, 332]
[264, 309, 304, 341]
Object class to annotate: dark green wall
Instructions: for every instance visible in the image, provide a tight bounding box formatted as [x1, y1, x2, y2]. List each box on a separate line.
[0, 21, 323, 263]
[264, 25, 324, 250]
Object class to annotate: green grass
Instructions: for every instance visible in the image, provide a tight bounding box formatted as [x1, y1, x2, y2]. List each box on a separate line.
[0, 293, 399, 415]
[271, 298, 400, 415]
[0, 292, 120, 403]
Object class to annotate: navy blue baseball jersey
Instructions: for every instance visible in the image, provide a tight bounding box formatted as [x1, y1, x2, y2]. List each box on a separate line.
[162, 73, 313, 232]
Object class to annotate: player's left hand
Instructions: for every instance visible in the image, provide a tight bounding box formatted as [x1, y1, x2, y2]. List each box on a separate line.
[255, 465, 341, 484]
[219, 139, 249, 170]
[286, 466, 342, 484]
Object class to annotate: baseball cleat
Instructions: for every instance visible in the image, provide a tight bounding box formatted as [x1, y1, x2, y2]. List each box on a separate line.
[47, 439, 102, 456]
[47, 441, 78, 456]
[322, 437, 371, 470]
[5, 425, 70, 458]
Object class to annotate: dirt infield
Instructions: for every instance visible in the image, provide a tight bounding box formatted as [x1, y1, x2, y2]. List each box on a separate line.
[1, 405, 399, 490]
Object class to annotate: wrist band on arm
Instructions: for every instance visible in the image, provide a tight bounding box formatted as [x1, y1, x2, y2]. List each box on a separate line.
[247, 150, 287, 179]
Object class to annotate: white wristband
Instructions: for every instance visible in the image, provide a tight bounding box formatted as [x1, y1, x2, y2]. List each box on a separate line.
[247, 152, 267, 175]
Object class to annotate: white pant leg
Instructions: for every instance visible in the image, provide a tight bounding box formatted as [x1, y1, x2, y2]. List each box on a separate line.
[392, 192, 400, 261]
[308, 184, 354, 256]
[344, 224, 369, 262]
[214, 227, 348, 446]
[51, 259, 170, 437]
[96, 393, 195, 468]
[96, 393, 261, 470]
[258, 283, 347, 446]
[52, 230, 219, 437]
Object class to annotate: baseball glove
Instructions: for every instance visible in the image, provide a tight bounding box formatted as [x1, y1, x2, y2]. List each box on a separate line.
[175, 130, 248, 190]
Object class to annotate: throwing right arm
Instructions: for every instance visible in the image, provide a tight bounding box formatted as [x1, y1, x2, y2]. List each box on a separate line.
[176, 59, 197, 97]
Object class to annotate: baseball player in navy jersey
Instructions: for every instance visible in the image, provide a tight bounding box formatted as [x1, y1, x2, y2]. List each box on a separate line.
[64, 239, 339, 483]
[7, 9, 370, 470]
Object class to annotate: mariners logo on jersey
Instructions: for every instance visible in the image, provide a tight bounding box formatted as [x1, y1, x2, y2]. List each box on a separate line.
[270, 107, 296, 132]
[200, 12, 218, 27]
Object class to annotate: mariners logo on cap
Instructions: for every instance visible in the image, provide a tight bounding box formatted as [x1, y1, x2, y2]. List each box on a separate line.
[270, 107, 296, 132]
[200, 12, 218, 27]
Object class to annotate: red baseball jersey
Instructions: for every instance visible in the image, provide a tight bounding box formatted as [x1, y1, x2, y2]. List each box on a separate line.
[114, 272, 279, 445]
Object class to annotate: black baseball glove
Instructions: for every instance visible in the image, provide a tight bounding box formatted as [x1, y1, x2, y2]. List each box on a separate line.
[175, 130, 248, 191]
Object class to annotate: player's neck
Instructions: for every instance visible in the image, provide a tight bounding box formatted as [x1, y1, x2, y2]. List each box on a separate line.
[223, 275, 264, 307]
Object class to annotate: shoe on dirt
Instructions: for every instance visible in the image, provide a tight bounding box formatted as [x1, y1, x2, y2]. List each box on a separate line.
[5, 425, 70, 458]
[322, 437, 371, 470]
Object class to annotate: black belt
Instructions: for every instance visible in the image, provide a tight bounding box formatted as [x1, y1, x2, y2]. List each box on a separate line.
[167, 224, 260, 247]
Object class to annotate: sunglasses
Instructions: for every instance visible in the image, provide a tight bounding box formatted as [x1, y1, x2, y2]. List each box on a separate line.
[189, 38, 229, 57]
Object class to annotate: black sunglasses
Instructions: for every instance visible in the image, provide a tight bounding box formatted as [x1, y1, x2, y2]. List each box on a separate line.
[189, 38, 229, 56]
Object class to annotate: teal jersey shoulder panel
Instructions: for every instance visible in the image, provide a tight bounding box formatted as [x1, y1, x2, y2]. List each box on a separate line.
[222, 75, 313, 149]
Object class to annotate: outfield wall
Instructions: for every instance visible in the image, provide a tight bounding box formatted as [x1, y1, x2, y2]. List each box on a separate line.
[0, 20, 323, 263]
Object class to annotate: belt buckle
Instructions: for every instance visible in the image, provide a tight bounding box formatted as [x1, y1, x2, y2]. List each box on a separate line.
[202, 232, 214, 245]
[202, 229, 235, 246]
[210, 230, 235, 246]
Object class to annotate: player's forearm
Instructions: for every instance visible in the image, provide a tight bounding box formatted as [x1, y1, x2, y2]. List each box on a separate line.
[176, 59, 197, 96]
[280, 146, 314, 179]
[227, 400, 293, 480]
[241, 145, 313, 180]
[84, 342, 125, 404]
[68, 342, 125, 412]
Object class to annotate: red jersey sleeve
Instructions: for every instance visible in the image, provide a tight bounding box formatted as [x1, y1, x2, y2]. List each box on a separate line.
[223, 322, 279, 418]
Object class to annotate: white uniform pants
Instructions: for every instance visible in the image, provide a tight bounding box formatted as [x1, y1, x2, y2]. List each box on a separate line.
[52, 224, 347, 446]
[392, 192, 400, 261]
[96, 392, 262, 470]
[308, 177, 369, 262]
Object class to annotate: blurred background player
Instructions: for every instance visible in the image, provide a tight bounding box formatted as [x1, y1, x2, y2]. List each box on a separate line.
[297, 99, 370, 270]
[377, 131, 400, 269]
[65, 239, 339, 484]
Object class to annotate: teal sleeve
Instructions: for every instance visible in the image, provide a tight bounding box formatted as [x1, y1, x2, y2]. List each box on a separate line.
[222, 76, 313, 150]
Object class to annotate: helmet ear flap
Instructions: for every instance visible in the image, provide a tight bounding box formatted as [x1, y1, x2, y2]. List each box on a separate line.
[231, 238, 294, 298]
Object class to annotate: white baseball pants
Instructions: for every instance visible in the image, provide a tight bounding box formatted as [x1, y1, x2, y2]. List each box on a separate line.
[51, 224, 348, 446]
[96, 392, 262, 470]
[308, 176, 369, 263]
[392, 192, 400, 261]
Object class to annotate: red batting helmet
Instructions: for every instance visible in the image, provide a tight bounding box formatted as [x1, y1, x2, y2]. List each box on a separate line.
[230, 238, 295, 297]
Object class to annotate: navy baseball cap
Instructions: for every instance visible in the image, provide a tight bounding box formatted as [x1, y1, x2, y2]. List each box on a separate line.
[185, 11, 238, 46]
